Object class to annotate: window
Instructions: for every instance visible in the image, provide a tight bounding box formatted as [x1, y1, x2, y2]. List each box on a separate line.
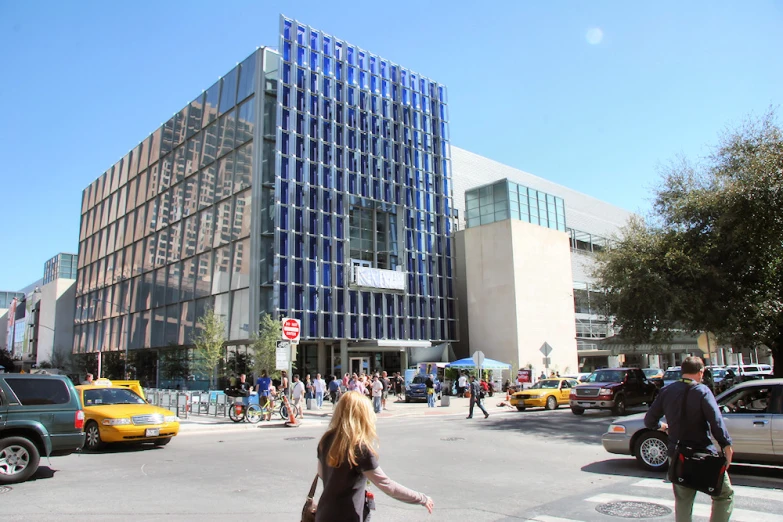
[5, 378, 71, 405]
[719, 386, 772, 414]
[349, 206, 398, 270]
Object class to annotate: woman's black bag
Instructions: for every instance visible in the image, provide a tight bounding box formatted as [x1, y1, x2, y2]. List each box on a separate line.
[667, 385, 728, 496]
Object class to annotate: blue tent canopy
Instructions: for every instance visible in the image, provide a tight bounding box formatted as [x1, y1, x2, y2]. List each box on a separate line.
[446, 357, 511, 370]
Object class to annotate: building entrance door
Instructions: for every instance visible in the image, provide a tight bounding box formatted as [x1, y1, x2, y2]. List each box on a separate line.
[350, 357, 370, 375]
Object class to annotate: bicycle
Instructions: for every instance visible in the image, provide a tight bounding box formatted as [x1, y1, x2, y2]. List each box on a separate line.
[248, 393, 289, 422]
[228, 394, 256, 423]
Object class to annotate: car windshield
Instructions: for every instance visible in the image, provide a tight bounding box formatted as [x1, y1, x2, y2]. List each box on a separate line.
[643, 369, 660, 378]
[412, 376, 429, 384]
[530, 380, 560, 389]
[664, 370, 681, 380]
[585, 370, 625, 383]
[83, 388, 146, 406]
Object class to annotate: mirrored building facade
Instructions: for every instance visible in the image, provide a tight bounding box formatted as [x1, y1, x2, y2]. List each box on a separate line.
[74, 16, 457, 385]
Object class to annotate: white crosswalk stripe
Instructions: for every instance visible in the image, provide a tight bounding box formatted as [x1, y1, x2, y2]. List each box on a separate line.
[585, 493, 783, 522]
[632, 477, 783, 503]
[531, 515, 583, 522]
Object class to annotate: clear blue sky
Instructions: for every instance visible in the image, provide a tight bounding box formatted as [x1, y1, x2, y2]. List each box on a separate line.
[1, 1, 781, 291]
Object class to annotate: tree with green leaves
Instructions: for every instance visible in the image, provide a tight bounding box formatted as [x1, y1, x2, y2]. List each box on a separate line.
[594, 110, 783, 376]
[192, 308, 227, 388]
[251, 313, 282, 379]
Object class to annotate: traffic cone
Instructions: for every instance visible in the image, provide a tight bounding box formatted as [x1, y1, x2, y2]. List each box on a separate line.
[283, 395, 300, 428]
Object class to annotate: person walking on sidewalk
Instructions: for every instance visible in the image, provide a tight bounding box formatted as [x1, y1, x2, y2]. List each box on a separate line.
[314, 391, 434, 521]
[466, 375, 489, 419]
[381, 371, 391, 410]
[372, 374, 384, 413]
[425, 374, 436, 408]
[280, 370, 290, 399]
[313, 373, 326, 409]
[292, 374, 306, 419]
[644, 356, 734, 522]
[328, 375, 341, 404]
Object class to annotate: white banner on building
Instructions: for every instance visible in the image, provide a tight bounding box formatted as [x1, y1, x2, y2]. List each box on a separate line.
[355, 266, 405, 291]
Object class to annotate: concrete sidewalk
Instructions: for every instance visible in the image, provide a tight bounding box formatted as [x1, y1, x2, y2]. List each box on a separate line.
[178, 394, 517, 434]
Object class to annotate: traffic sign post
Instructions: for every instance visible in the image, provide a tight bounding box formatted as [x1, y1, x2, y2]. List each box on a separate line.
[472, 351, 485, 378]
[539, 343, 553, 374]
[282, 317, 301, 343]
[276, 341, 290, 371]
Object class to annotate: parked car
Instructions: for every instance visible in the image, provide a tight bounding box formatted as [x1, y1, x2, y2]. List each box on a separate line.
[725, 364, 774, 379]
[0, 374, 85, 484]
[404, 375, 442, 403]
[662, 367, 682, 388]
[642, 369, 664, 389]
[510, 378, 579, 411]
[562, 373, 593, 383]
[601, 378, 783, 471]
[77, 380, 179, 451]
[569, 368, 658, 416]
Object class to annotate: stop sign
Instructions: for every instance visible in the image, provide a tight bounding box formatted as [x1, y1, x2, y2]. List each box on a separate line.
[282, 317, 300, 342]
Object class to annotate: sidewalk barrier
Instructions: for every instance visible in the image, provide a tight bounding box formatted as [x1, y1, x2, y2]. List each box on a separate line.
[282, 395, 300, 428]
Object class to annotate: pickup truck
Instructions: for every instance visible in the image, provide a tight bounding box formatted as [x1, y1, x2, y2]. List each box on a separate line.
[569, 368, 658, 416]
[0, 374, 85, 483]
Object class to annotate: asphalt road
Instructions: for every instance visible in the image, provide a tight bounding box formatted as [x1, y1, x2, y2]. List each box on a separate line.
[4, 407, 783, 521]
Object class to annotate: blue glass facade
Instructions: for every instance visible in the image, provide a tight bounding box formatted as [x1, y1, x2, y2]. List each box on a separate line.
[275, 17, 456, 343]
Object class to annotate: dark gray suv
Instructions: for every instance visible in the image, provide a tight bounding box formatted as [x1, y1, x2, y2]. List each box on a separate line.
[0, 374, 85, 484]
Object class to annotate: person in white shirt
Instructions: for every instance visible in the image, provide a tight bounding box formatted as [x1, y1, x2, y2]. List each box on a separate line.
[313, 373, 326, 409]
[458, 373, 468, 398]
[372, 374, 384, 413]
[292, 374, 306, 419]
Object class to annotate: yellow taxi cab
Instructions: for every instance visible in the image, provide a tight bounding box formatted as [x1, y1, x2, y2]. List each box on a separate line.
[76, 379, 179, 451]
[510, 378, 579, 411]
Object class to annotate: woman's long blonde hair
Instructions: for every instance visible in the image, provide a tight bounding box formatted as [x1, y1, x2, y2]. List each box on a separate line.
[319, 391, 378, 468]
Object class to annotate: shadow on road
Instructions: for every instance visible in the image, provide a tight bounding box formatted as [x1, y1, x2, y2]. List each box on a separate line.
[583, 458, 783, 488]
[29, 466, 57, 481]
[79, 443, 165, 455]
[477, 409, 616, 445]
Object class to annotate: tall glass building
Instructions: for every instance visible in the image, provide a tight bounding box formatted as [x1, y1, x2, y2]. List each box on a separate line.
[74, 16, 456, 385]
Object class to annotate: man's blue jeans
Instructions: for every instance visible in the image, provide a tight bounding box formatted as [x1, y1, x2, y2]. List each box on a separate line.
[373, 396, 382, 413]
[315, 392, 324, 408]
[427, 392, 436, 407]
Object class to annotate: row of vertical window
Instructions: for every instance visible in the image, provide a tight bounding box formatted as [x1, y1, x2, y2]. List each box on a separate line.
[80, 106, 254, 247]
[74, 288, 250, 353]
[81, 53, 258, 216]
[77, 238, 249, 323]
[78, 186, 251, 288]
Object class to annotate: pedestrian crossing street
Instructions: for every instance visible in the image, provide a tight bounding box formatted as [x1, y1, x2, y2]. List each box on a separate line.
[530, 478, 783, 522]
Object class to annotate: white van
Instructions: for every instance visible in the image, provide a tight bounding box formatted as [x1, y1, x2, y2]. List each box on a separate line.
[725, 364, 773, 378]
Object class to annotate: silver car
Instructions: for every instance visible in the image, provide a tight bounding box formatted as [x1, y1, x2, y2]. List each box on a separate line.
[602, 378, 783, 471]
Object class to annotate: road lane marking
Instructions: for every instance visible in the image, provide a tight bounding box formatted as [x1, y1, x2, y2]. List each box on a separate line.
[531, 515, 584, 522]
[585, 493, 781, 522]
[633, 478, 783, 502]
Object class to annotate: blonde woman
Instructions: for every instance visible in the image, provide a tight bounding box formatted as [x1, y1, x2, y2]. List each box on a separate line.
[315, 391, 433, 521]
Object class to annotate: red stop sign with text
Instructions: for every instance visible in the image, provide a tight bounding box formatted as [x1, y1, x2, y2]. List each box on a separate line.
[282, 318, 301, 342]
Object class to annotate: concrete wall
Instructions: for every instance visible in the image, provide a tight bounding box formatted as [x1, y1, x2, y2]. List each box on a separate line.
[463, 219, 578, 375]
[36, 278, 76, 365]
[0, 309, 8, 350]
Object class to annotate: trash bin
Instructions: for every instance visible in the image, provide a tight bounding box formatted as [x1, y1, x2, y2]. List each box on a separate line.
[440, 395, 450, 407]
[306, 398, 314, 410]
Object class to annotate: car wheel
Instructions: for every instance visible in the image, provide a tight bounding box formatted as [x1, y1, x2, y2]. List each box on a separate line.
[634, 431, 670, 471]
[153, 438, 172, 446]
[545, 396, 558, 410]
[571, 406, 585, 415]
[612, 396, 627, 416]
[84, 421, 105, 451]
[0, 436, 40, 484]
[516, 406, 526, 412]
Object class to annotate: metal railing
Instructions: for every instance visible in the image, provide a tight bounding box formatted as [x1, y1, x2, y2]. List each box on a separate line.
[144, 388, 232, 419]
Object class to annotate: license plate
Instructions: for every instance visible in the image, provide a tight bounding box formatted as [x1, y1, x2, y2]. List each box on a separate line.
[579, 402, 592, 406]
[145, 428, 160, 437]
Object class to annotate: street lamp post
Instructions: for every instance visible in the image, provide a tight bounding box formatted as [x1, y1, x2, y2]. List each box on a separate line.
[92, 298, 131, 379]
